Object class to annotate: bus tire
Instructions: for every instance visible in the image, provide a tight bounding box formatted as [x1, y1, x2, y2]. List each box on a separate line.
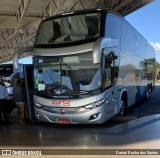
[120, 94, 127, 116]
[146, 85, 151, 99]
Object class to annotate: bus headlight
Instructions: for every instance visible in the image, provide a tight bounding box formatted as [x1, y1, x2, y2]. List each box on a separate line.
[34, 102, 43, 108]
[84, 99, 105, 109]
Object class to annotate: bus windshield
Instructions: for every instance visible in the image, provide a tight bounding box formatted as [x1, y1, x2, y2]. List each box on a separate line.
[35, 12, 101, 45]
[34, 52, 101, 98]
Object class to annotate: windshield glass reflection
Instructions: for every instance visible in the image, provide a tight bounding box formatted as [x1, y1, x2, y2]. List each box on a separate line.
[34, 52, 101, 98]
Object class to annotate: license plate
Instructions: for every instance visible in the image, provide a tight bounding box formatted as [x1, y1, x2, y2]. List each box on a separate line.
[58, 119, 70, 124]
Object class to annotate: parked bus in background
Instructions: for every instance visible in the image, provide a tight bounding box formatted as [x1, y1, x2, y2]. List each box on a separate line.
[0, 63, 24, 99]
[13, 9, 156, 124]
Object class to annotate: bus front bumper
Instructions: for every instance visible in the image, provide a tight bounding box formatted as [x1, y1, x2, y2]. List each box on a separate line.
[34, 105, 106, 124]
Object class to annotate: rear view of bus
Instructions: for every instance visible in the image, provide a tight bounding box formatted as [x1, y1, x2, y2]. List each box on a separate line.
[33, 9, 155, 124]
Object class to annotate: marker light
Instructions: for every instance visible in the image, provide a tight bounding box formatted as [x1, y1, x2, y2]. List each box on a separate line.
[34, 102, 43, 108]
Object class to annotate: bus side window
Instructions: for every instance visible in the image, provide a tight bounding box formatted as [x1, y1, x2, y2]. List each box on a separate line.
[55, 17, 71, 43]
[103, 51, 119, 89]
[86, 15, 99, 37]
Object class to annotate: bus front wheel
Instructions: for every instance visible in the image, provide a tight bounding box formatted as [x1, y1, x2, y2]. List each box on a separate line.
[120, 95, 127, 116]
[146, 85, 152, 99]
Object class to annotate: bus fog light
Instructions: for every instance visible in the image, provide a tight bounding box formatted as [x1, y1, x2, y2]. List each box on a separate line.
[35, 112, 39, 117]
[36, 113, 42, 119]
[89, 113, 101, 121]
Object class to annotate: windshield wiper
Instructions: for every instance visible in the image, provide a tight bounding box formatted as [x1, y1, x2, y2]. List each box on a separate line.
[68, 90, 91, 95]
[79, 90, 90, 94]
[79, 88, 101, 95]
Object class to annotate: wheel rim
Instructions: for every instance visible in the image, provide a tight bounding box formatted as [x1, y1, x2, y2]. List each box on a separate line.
[147, 89, 151, 99]
[120, 99, 125, 116]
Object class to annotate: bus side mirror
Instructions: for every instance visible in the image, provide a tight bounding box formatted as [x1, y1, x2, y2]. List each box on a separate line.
[12, 47, 33, 70]
[13, 53, 19, 70]
[105, 59, 112, 68]
[93, 37, 118, 64]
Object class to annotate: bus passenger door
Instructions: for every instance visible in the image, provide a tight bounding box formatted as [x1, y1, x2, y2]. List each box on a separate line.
[23, 64, 36, 122]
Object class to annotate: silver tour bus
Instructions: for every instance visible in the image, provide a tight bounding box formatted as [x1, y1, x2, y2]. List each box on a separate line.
[13, 9, 156, 124]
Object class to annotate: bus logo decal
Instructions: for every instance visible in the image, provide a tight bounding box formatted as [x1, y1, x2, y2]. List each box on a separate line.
[52, 100, 70, 106]
[38, 58, 43, 64]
